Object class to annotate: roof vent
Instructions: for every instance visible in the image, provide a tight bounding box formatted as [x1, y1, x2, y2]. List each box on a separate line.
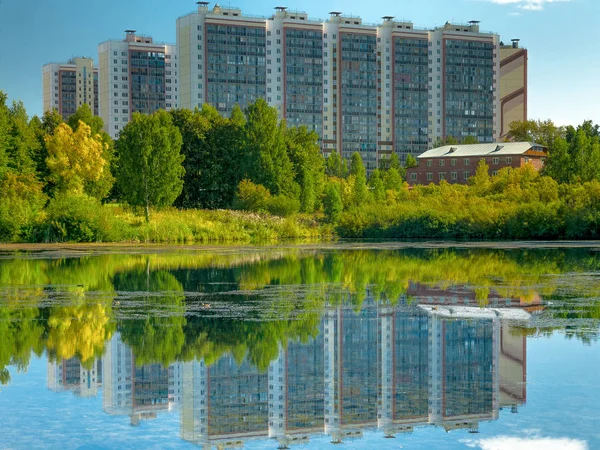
[448, 147, 458, 153]
[494, 145, 504, 152]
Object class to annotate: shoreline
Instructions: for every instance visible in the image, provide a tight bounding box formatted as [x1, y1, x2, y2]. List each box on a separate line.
[3, 239, 600, 256]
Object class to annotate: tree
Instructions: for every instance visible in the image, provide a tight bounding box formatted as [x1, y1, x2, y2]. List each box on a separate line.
[285, 126, 325, 213]
[433, 136, 458, 147]
[349, 152, 369, 206]
[542, 137, 571, 183]
[116, 111, 185, 222]
[369, 169, 386, 202]
[405, 154, 418, 169]
[462, 135, 479, 144]
[323, 182, 343, 223]
[508, 119, 564, 147]
[469, 160, 491, 196]
[326, 151, 343, 177]
[245, 99, 297, 198]
[46, 122, 109, 196]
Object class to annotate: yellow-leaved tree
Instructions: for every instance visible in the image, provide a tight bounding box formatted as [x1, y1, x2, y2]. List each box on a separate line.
[46, 121, 108, 196]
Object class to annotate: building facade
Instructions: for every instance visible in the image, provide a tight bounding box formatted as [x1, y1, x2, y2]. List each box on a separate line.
[500, 39, 528, 138]
[406, 142, 547, 185]
[177, 5, 504, 170]
[98, 31, 178, 138]
[42, 57, 98, 120]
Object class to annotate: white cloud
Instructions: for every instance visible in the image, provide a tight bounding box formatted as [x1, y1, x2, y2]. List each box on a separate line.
[463, 436, 589, 450]
[486, 0, 573, 11]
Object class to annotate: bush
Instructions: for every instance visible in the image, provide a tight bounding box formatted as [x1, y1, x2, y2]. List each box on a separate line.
[233, 180, 271, 212]
[39, 194, 120, 242]
[266, 195, 300, 217]
[0, 173, 47, 242]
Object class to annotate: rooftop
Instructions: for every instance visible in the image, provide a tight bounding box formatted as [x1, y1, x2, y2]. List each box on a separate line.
[417, 142, 547, 159]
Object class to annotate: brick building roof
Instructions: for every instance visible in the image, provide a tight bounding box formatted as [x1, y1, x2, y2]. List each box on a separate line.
[417, 142, 546, 159]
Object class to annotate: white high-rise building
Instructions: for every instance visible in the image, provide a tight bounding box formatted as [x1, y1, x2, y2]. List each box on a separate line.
[98, 31, 178, 139]
[177, 5, 502, 171]
[42, 57, 98, 120]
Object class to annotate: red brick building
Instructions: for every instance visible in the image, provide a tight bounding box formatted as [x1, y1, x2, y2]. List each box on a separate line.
[406, 142, 547, 186]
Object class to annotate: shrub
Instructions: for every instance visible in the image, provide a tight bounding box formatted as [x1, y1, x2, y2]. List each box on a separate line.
[0, 173, 47, 242]
[39, 194, 120, 242]
[233, 180, 271, 212]
[266, 195, 300, 217]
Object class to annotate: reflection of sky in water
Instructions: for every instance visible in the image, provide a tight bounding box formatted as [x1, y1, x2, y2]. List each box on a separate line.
[1, 333, 598, 449]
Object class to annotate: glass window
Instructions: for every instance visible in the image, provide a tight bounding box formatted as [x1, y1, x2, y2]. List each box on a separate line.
[464, 158, 470, 166]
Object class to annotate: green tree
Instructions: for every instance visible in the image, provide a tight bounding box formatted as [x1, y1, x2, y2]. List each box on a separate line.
[433, 136, 459, 147]
[170, 107, 245, 209]
[116, 111, 185, 222]
[369, 169, 386, 202]
[323, 182, 343, 223]
[245, 99, 297, 197]
[326, 151, 344, 178]
[285, 126, 325, 213]
[508, 119, 564, 147]
[469, 160, 491, 196]
[462, 135, 479, 144]
[383, 167, 403, 193]
[405, 154, 418, 169]
[349, 152, 369, 206]
[541, 137, 571, 183]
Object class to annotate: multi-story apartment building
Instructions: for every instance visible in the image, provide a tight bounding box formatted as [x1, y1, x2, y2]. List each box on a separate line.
[429, 21, 500, 147]
[42, 57, 98, 120]
[98, 31, 178, 138]
[177, 301, 530, 447]
[176, 3, 266, 116]
[102, 333, 178, 425]
[177, 5, 505, 170]
[500, 39, 527, 138]
[47, 357, 102, 398]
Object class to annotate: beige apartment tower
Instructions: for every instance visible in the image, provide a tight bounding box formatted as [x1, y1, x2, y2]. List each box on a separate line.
[42, 57, 98, 120]
[500, 39, 527, 138]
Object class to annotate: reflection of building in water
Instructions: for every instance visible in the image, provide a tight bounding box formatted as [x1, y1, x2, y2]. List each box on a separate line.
[47, 357, 102, 398]
[179, 302, 530, 447]
[102, 333, 179, 425]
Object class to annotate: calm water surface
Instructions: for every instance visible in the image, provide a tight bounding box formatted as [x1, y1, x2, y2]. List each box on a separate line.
[0, 244, 599, 449]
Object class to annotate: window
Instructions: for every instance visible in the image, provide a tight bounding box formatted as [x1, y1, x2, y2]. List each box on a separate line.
[426, 160, 432, 167]
[506, 157, 512, 164]
[439, 159, 445, 167]
[492, 170, 498, 176]
[524, 157, 530, 163]
[463, 171, 470, 180]
[492, 157, 499, 164]
[426, 173, 433, 181]
[411, 173, 417, 181]
[451, 158, 456, 166]
[464, 158, 470, 166]
[439, 172, 446, 180]
[451, 172, 457, 180]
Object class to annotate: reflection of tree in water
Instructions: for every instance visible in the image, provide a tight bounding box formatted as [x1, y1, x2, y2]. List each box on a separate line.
[2, 247, 600, 384]
[0, 306, 45, 385]
[114, 268, 186, 367]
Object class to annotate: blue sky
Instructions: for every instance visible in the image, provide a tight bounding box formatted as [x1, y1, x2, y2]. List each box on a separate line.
[0, 0, 597, 126]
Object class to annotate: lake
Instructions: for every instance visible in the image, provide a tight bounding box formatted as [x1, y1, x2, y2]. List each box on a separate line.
[0, 243, 599, 449]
